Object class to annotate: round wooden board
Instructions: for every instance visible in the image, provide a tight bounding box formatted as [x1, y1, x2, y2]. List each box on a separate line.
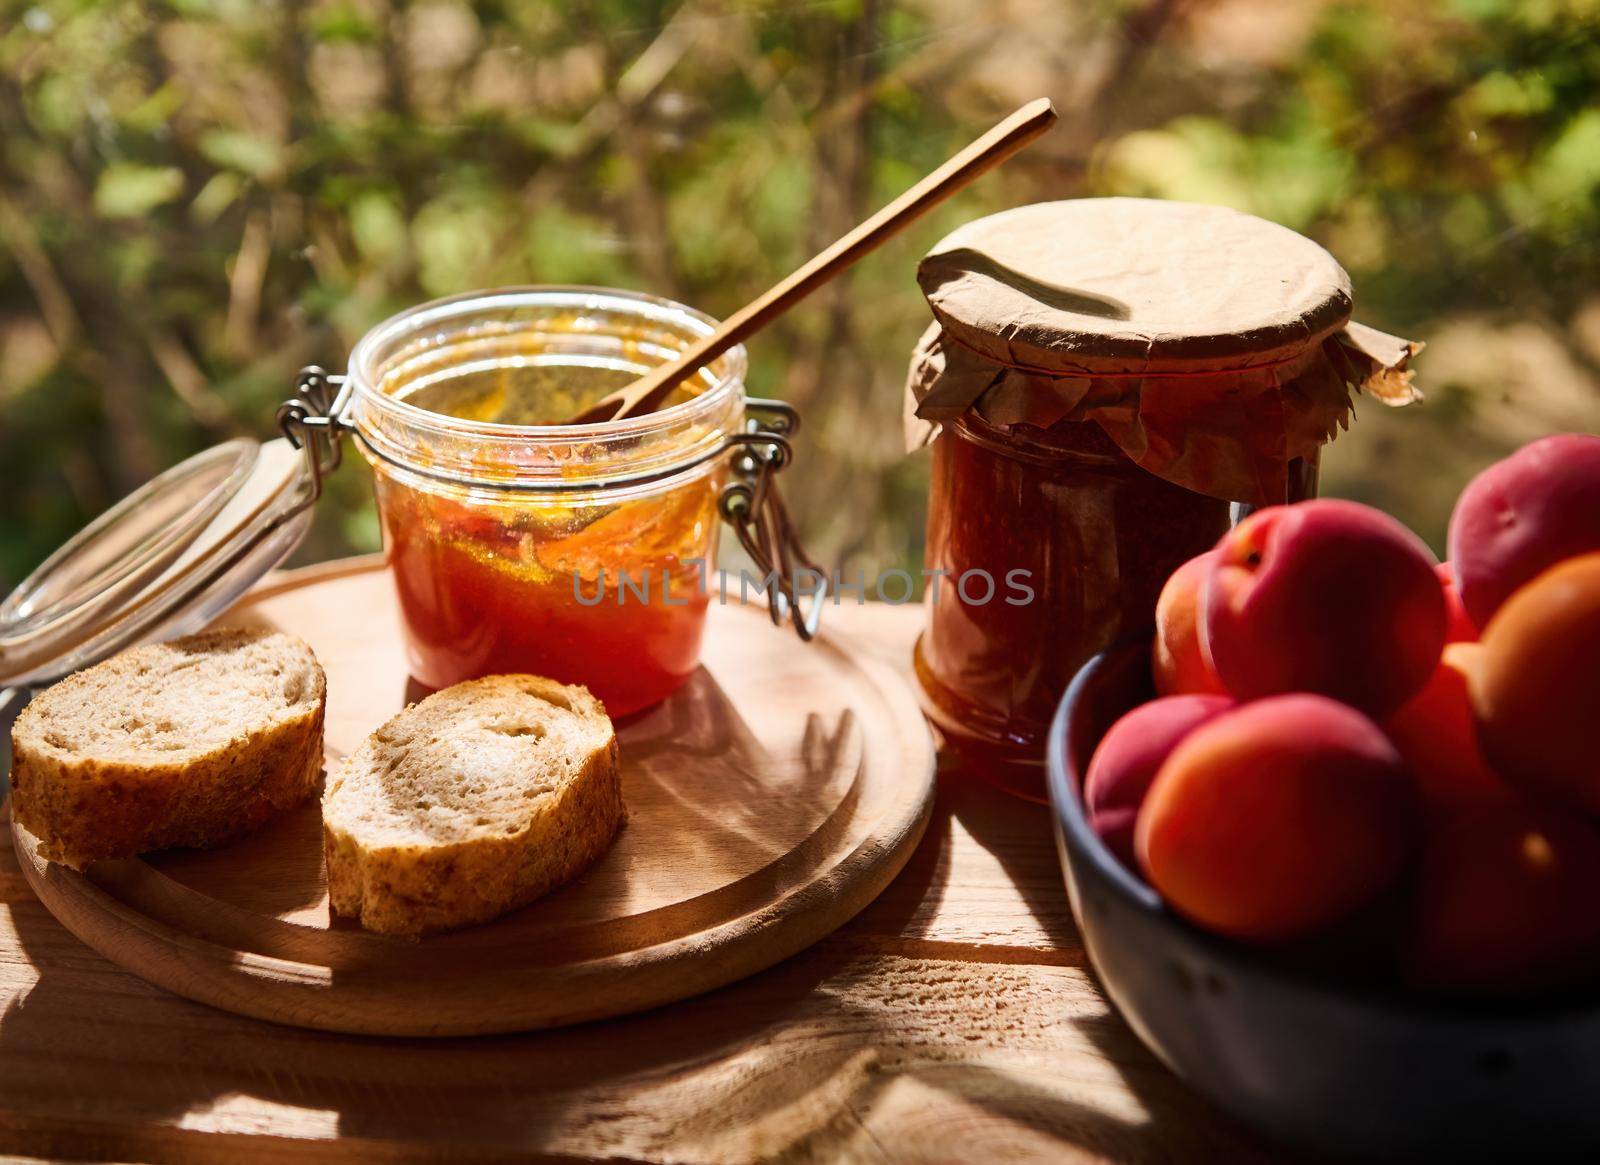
[10, 558, 935, 1037]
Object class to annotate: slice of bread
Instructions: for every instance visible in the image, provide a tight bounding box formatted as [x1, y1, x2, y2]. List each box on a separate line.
[322, 674, 624, 937]
[10, 629, 326, 868]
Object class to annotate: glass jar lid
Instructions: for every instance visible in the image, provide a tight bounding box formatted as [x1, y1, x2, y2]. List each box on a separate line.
[0, 436, 311, 688]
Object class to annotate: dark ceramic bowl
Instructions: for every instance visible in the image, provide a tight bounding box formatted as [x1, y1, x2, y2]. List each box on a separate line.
[1048, 638, 1600, 1160]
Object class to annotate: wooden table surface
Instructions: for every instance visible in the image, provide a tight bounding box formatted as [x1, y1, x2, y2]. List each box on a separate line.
[0, 586, 1276, 1163]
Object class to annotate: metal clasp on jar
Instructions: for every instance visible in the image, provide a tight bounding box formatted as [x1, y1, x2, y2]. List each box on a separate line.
[720, 399, 826, 641]
[275, 366, 350, 507]
[276, 367, 825, 642]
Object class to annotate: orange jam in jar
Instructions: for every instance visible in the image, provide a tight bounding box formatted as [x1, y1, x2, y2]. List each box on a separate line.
[347, 288, 746, 715]
[914, 413, 1234, 798]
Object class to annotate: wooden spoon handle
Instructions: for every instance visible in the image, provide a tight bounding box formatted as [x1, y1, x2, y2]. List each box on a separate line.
[572, 97, 1058, 425]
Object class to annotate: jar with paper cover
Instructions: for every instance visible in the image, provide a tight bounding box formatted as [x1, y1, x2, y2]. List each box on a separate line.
[905, 198, 1423, 799]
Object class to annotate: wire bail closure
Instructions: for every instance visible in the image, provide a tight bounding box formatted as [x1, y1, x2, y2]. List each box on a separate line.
[276, 366, 350, 508]
[277, 368, 824, 642]
[720, 400, 827, 641]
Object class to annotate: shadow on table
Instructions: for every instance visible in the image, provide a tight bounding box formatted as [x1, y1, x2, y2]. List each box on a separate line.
[0, 868, 902, 1161]
[939, 760, 1281, 1163]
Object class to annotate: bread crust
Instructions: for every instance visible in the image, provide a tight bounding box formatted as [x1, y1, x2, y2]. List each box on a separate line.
[9, 630, 326, 869]
[322, 677, 625, 938]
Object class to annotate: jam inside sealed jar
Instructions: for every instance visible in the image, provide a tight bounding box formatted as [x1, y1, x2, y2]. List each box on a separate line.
[915, 413, 1234, 792]
[347, 288, 745, 715]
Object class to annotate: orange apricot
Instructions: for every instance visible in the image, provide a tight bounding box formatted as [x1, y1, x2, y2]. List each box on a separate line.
[1152, 550, 1228, 697]
[1408, 806, 1600, 994]
[1383, 643, 1515, 809]
[1203, 500, 1445, 718]
[1448, 434, 1600, 629]
[1136, 694, 1416, 941]
[1084, 694, 1235, 867]
[1472, 552, 1600, 814]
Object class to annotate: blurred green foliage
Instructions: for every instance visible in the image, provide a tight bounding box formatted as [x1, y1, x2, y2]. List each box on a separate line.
[1, 0, 1597, 593]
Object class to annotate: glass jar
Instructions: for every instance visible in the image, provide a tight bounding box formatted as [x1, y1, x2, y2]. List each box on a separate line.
[345, 288, 747, 715]
[914, 413, 1244, 800]
[904, 198, 1414, 801]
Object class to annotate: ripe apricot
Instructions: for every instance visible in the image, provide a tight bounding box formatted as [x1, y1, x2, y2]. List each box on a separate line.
[1136, 695, 1416, 941]
[1448, 433, 1600, 628]
[1408, 807, 1600, 994]
[1084, 694, 1234, 867]
[1472, 552, 1600, 814]
[1152, 550, 1228, 697]
[1203, 500, 1445, 718]
[1436, 562, 1478, 644]
[1383, 643, 1514, 809]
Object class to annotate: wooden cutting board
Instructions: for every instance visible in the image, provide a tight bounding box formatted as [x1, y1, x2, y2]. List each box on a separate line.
[9, 558, 936, 1036]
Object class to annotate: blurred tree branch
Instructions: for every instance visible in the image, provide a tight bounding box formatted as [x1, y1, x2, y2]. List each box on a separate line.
[0, 189, 78, 349]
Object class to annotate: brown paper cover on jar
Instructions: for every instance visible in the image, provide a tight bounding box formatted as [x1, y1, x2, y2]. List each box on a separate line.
[904, 198, 1421, 506]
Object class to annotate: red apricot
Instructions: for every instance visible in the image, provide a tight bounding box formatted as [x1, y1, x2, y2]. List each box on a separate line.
[1202, 500, 1446, 718]
[1409, 806, 1600, 995]
[1472, 552, 1600, 814]
[1383, 643, 1514, 809]
[1152, 551, 1228, 697]
[1136, 694, 1416, 941]
[1448, 433, 1600, 629]
[1436, 562, 1478, 644]
[1084, 694, 1235, 867]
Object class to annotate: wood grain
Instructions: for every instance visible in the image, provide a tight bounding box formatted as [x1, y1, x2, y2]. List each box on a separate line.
[9, 561, 936, 1036]
[0, 562, 1277, 1162]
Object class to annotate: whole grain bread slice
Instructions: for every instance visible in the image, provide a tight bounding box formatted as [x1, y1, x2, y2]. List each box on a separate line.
[9, 629, 326, 868]
[321, 674, 624, 937]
